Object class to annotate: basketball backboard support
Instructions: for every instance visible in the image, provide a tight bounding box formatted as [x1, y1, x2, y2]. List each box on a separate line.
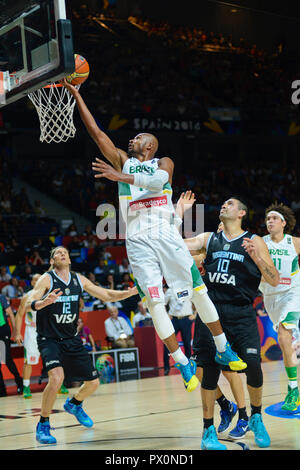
[0, 0, 75, 107]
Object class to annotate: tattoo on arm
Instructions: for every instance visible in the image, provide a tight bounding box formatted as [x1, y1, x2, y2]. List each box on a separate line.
[263, 266, 275, 279]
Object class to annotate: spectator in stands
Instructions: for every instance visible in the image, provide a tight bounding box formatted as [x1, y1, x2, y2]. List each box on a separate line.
[34, 200, 46, 218]
[83, 234, 98, 249]
[77, 318, 97, 352]
[132, 301, 152, 327]
[94, 257, 107, 282]
[104, 273, 115, 290]
[119, 258, 133, 275]
[0, 266, 12, 282]
[104, 306, 135, 349]
[65, 223, 78, 236]
[1, 278, 24, 299]
[0, 293, 23, 396]
[68, 235, 84, 261]
[26, 250, 44, 266]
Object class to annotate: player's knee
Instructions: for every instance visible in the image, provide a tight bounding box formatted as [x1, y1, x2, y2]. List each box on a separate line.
[245, 360, 263, 388]
[192, 291, 219, 324]
[48, 367, 64, 389]
[147, 302, 175, 340]
[201, 364, 220, 390]
[87, 378, 99, 392]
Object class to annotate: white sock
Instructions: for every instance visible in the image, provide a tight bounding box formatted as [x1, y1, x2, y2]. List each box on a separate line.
[170, 348, 189, 366]
[23, 379, 30, 387]
[288, 380, 298, 390]
[213, 333, 227, 353]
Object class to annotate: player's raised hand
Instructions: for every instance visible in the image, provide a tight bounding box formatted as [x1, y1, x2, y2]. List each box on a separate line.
[43, 288, 63, 307]
[61, 78, 79, 96]
[92, 158, 122, 182]
[242, 237, 260, 262]
[176, 190, 196, 219]
[127, 286, 138, 297]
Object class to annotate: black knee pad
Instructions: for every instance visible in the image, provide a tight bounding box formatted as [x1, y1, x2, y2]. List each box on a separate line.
[245, 359, 263, 388]
[201, 364, 221, 390]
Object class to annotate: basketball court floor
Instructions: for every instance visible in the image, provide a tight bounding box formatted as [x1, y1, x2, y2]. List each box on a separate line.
[0, 361, 299, 451]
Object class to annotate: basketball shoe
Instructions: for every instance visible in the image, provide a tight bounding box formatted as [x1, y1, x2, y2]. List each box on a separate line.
[174, 359, 199, 392]
[228, 418, 249, 439]
[64, 398, 93, 427]
[23, 385, 32, 399]
[201, 425, 227, 450]
[248, 413, 271, 448]
[215, 342, 247, 371]
[218, 401, 238, 434]
[36, 422, 57, 445]
[281, 386, 300, 412]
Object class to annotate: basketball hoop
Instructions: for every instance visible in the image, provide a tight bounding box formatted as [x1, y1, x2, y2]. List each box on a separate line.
[28, 83, 80, 144]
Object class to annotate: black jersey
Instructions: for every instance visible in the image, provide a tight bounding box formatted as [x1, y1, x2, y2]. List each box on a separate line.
[203, 231, 261, 306]
[36, 270, 83, 339]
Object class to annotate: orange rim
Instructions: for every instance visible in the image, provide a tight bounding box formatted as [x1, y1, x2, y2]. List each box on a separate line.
[43, 83, 63, 89]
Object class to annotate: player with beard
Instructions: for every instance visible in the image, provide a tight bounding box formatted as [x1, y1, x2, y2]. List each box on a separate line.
[27, 246, 138, 445]
[62, 80, 248, 397]
[178, 193, 279, 450]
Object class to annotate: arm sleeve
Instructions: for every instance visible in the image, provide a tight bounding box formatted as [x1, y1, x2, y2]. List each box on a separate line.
[133, 169, 169, 192]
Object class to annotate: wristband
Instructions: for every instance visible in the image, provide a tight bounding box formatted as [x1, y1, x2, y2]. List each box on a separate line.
[31, 300, 37, 311]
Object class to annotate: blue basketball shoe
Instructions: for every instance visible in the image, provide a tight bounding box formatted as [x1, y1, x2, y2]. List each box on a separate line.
[201, 425, 227, 450]
[228, 418, 249, 439]
[36, 421, 57, 444]
[174, 359, 199, 392]
[215, 342, 247, 371]
[218, 401, 238, 434]
[64, 398, 93, 427]
[248, 413, 270, 448]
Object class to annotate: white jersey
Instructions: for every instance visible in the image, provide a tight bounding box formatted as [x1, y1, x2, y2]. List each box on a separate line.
[118, 157, 181, 238]
[260, 234, 300, 296]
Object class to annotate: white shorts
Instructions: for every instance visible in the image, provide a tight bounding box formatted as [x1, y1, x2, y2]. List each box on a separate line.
[263, 289, 300, 332]
[24, 326, 40, 365]
[126, 224, 207, 305]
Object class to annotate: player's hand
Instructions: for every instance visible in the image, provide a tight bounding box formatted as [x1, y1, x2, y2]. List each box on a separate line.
[127, 286, 138, 297]
[242, 237, 260, 262]
[176, 190, 196, 219]
[15, 333, 23, 346]
[92, 158, 122, 182]
[61, 78, 79, 96]
[43, 288, 63, 307]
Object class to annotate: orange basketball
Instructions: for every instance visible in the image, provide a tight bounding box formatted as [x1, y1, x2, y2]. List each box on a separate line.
[66, 54, 90, 85]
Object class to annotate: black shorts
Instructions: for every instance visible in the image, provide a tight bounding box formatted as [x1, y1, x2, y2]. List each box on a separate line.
[37, 335, 98, 382]
[192, 303, 261, 371]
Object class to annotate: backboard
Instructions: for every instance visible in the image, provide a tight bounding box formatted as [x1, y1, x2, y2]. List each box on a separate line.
[0, 0, 75, 107]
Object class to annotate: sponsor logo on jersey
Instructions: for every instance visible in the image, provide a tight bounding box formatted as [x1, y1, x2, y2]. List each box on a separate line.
[65, 288, 70, 295]
[54, 313, 77, 323]
[223, 244, 230, 251]
[129, 195, 167, 211]
[148, 286, 160, 298]
[279, 277, 291, 285]
[208, 272, 236, 285]
[177, 290, 189, 299]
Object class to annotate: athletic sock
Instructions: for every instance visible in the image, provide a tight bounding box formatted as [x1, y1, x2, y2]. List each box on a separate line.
[40, 416, 49, 424]
[285, 366, 298, 389]
[23, 379, 30, 387]
[203, 418, 214, 429]
[238, 407, 248, 421]
[216, 394, 230, 411]
[213, 333, 227, 352]
[70, 397, 83, 406]
[170, 347, 189, 366]
[250, 404, 261, 416]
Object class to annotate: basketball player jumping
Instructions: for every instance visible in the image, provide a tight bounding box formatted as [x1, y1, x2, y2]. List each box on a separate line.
[26, 246, 138, 445]
[63, 80, 247, 396]
[178, 193, 279, 449]
[260, 203, 300, 412]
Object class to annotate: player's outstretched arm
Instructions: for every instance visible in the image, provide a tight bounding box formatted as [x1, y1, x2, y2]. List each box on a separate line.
[62, 79, 127, 172]
[15, 294, 27, 345]
[242, 236, 279, 286]
[78, 274, 138, 302]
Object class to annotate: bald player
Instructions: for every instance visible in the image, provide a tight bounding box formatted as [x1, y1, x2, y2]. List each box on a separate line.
[63, 80, 247, 394]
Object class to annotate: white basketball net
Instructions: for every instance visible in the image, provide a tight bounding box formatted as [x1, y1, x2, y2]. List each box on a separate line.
[28, 84, 80, 144]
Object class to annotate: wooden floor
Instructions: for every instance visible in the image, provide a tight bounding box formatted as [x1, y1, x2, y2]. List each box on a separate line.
[0, 361, 299, 451]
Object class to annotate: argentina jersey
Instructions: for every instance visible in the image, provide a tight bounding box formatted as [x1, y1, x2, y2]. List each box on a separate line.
[36, 270, 83, 339]
[203, 231, 261, 305]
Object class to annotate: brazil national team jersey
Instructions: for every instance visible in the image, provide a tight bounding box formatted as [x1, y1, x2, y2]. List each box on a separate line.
[36, 270, 83, 339]
[203, 231, 261, 305]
